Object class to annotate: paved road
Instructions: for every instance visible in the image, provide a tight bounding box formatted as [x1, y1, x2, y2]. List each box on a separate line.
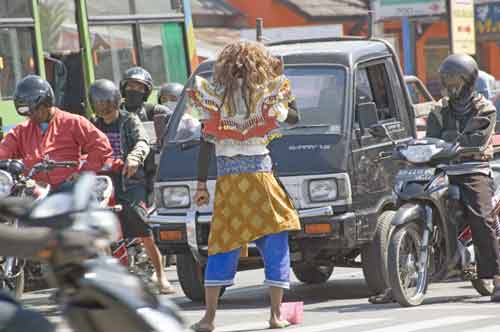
[22, 267, 499, 332]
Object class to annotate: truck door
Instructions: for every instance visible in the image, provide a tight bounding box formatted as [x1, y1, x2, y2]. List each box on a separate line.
[350, 59, 413, 237]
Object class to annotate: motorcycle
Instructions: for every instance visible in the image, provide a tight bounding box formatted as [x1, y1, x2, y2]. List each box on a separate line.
[374, 117, 498, 307]
[0, 173, 185, 332]
[0, 158, 76, 298]
[98, 159, 158, 281]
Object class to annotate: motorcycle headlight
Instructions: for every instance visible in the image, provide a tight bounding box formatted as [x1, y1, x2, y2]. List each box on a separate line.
[93, 176, 112, 202]
[162, 186, 190, 208]
[308, 179, 338, 202]
[0, 170, 14, 199]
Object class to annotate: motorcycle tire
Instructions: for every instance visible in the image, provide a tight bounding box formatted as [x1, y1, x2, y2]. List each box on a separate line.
[388, 222, 429, 307]
[292, 264, 334, 284]
[471, 278, 494, 296]
[361, 210, 395, 294]
[176, 253, 225, 303]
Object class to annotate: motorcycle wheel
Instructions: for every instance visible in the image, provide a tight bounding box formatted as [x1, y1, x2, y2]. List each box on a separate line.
[388, 222, 428, 307]
[471, 279, 494, 296]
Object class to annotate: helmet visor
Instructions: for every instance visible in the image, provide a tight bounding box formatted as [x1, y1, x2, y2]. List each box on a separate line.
[14, 102, 34, 116]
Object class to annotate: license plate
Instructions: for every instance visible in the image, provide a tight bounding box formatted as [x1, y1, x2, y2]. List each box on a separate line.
[396, 168, 435, 181]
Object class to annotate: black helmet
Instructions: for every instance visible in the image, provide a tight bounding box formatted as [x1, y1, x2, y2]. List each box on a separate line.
[119, 67, 153, 101]
[439, 54, 478, 114]
[13, 75, 54, 116]
[89, 79, 121, 111]
[158, 82, 184, 104]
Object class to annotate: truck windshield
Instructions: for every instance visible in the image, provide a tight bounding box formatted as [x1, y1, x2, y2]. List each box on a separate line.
[168, 65, 346, 143]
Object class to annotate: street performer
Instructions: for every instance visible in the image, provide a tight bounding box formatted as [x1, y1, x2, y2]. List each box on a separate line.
[189, 41, 301, 332]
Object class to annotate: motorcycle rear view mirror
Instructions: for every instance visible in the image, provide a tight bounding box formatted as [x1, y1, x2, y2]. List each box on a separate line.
[463, 116, 491, 134]
[73, 173, 97, 211]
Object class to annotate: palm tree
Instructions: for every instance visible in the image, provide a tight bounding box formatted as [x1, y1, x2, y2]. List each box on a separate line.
[39, 0, 69, 53]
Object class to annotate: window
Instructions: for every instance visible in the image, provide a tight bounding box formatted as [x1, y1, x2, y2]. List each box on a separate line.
[0, 28, 36, 99]
[39, 0, 80, 53]
[140, 24, 168, 86]
[90, 25, 137, 84]
[355, 63, 397, 123]
[0, 0, 31, 18]
[87, 0, 174, 16]
[169, 66, 347, 142]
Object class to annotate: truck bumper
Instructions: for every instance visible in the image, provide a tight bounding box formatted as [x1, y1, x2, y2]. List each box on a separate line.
[148, 206, 361, 263]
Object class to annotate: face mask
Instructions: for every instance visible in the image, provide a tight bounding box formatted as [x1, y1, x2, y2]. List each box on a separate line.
[163, 101, 178, 111]
[125, 90, 145, 110]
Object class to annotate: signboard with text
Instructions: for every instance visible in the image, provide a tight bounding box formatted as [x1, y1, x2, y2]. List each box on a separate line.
[374, 0, 445, 20]
[450, 0, 476, 54]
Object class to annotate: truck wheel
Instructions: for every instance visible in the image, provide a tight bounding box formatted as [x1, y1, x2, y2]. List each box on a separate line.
[361, 210, 395, 294]
[176, 253, 225, 302]
[292, 264, 334, 284]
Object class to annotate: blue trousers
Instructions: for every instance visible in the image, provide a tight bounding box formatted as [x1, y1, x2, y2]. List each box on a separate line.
[204, 231, 290, 289]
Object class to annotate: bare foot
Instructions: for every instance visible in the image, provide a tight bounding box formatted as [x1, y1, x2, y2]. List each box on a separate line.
[191, 320, 215, 332]
[269, 318, 291, 329]
[158, 278, 176, 295]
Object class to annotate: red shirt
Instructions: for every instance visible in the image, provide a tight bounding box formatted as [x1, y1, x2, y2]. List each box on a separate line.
[0, 109, 113, 187]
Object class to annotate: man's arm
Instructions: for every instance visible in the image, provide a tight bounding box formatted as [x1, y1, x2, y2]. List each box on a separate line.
[425, 111, 443, 139]
[459, 103, 497, 148]
[0, 128, 21, 160]
[74, 117, 113, 172]
[126, 114, 151, 166]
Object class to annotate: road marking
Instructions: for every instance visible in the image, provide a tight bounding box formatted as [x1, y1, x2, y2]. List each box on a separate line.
[217, 318, 388, 332]
[468, 325, 500, 332]
[366, 315, 493, 332]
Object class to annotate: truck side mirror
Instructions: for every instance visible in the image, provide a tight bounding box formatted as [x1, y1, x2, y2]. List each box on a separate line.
[357, 102, 379, 130]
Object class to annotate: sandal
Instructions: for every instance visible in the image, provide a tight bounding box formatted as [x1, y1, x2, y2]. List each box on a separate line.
[269, 320, 291, 329]
[190, 322, 215, 332]
[368, 288, 395, 304]
[159, 285, 177, 295]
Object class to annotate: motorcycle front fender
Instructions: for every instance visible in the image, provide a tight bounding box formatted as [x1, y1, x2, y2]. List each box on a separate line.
[391, 203, 427, 227]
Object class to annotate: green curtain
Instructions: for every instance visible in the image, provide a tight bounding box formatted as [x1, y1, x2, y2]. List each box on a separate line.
[161, 23, 189, 84]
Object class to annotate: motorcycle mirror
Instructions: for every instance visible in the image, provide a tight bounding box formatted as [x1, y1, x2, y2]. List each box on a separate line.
[463, 117, 491, 134]
[73, 173, 97, 211]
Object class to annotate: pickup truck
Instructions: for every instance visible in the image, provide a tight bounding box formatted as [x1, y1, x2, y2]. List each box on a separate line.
[148, 37, 434, 302]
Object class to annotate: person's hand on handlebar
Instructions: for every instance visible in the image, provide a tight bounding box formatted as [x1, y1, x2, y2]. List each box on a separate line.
[123, 158, 139, 178]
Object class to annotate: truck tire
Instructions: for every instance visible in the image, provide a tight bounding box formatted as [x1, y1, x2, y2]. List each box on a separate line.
[176, 253, 225, 302]
[292, 264, 334, 284]
[361, 210, 395, 294]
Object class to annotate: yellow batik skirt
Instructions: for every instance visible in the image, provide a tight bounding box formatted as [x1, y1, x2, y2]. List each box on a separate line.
[207, 171, 301, 256]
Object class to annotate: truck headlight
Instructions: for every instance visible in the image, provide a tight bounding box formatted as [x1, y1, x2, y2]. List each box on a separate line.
[308, 178, 338, 202]
[162, 186, 190, 208]
[0, 170, 14, 199]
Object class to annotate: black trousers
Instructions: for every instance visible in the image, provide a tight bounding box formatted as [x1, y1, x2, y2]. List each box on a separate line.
[450, 173, 500, 278]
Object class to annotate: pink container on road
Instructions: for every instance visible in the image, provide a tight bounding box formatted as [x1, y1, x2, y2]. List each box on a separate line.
[280, 302, 304, 325]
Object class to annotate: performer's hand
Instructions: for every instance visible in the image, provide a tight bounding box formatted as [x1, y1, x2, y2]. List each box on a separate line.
[194, 188, 210, 206]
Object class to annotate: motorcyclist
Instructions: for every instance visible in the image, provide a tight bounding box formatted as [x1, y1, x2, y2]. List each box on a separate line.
[158, 82, 183, 111]
[426, 54, 500, 302]
[0, 75, 112, 189]
[120, 67, 172, 124]
[89, 79, 176, 295]
[120, 67, 171, 197]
